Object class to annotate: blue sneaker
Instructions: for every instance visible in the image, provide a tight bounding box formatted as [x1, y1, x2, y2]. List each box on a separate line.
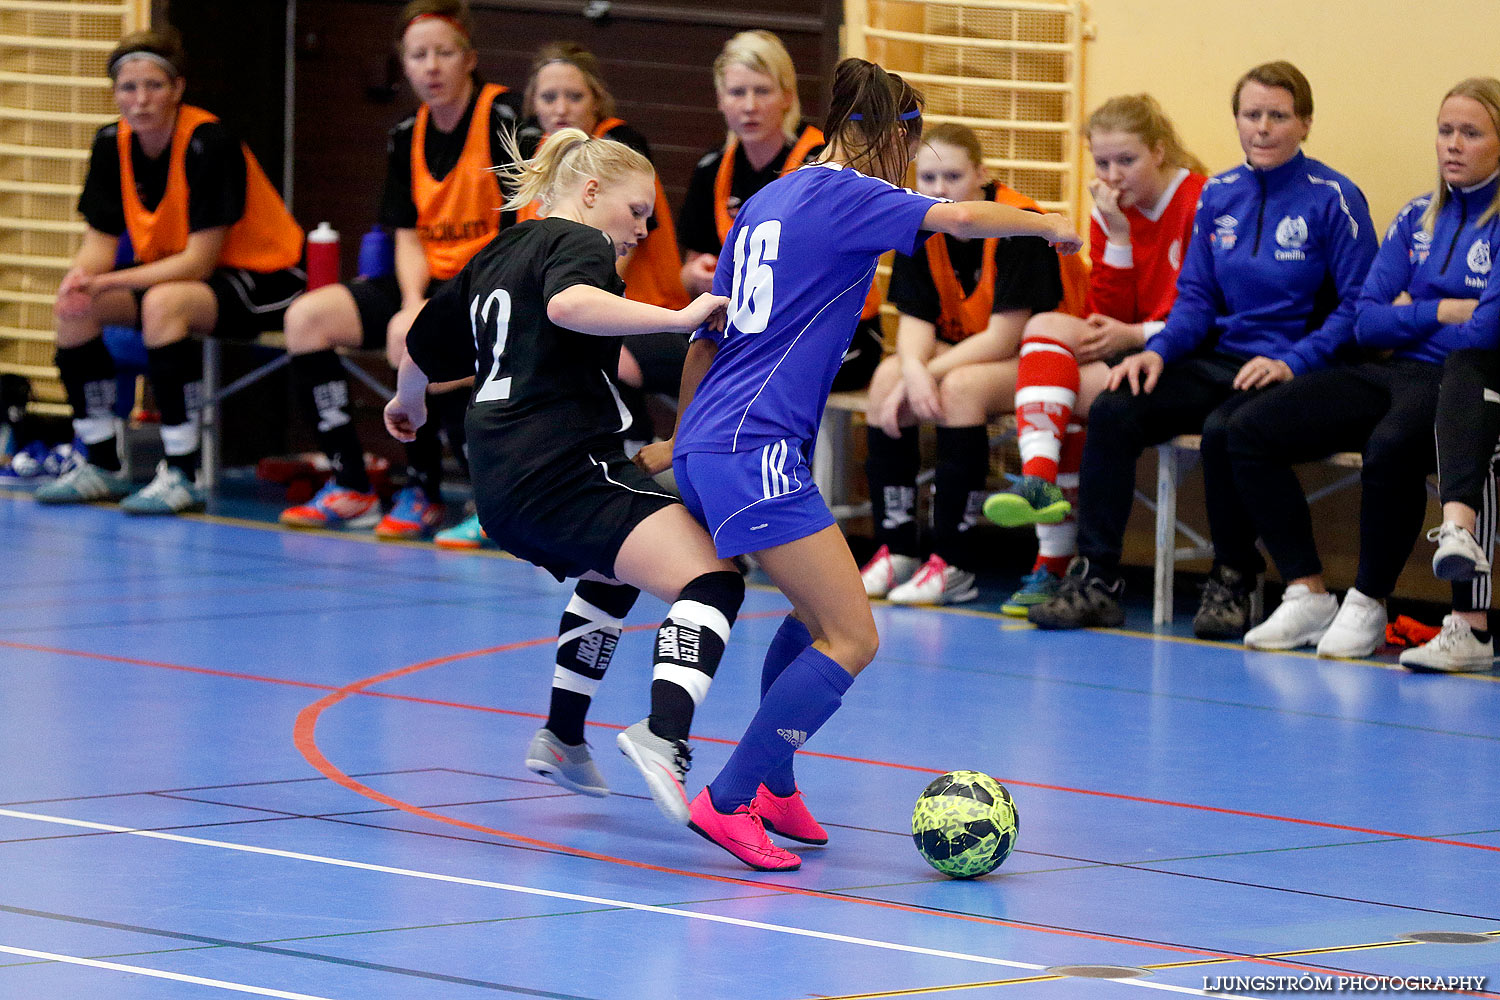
[983, 474, 1071, 527]
[121, 461, 206, 515]
[435, 511, 493, 550]
[0, 440, 48, 479]
[1002, 566, 1062, 617]
[375, 486, 445, 540]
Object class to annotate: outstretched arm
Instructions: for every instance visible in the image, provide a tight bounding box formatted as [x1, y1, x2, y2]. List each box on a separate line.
[921, 201, 1082, 254]
[547, 285, 727, 338]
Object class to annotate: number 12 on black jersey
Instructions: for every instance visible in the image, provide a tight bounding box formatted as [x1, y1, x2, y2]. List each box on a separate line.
[471, 288, 512, 402]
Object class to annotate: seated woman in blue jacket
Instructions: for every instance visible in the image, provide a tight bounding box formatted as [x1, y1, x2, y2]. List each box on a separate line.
[1228, 77, 1500, 659]
[1026, 61, 1377, 636]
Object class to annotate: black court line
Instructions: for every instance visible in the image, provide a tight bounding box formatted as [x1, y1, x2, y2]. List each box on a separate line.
[3, 800, 1490, 989]
[9, 783, 1498, 929]
[0, 767, 446, 808]
[0, 904, 603, 999]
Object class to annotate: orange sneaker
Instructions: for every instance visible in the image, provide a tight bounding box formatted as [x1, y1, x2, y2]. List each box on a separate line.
[279, 481, 380, 529]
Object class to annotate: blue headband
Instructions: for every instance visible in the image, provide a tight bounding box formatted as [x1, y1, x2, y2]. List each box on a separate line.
[847, 108, 922, 121]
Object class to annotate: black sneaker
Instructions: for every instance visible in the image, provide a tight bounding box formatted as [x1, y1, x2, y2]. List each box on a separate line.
[1027, 557, 1125, 630]
[1192, 564, 1254, 640]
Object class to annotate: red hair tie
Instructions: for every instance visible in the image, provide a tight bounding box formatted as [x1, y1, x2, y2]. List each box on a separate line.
[406, 12, 470, 42]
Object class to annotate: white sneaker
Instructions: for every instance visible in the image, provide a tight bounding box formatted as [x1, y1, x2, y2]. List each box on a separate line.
[1400, 615, 1496, 673]
[120, 461, 206, 515]
[1316, 588, 1387, 658]
[1244, 584, 1338, 650]
[887, 553, 978, 605]
[1428, 521, 1491, 581]
[861, 544, 921, 598]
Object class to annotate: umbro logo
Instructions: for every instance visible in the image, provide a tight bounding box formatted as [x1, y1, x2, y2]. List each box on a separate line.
[777, 728, 808, 748]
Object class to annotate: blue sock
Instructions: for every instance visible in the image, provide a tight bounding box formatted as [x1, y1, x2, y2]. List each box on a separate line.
[760, 615, 813, 796]
[709, 645, 853, 812]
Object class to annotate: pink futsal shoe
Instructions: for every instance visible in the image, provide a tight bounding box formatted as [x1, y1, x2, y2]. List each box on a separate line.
[752, 785, 828, 845]
[688, 789, 801, 872]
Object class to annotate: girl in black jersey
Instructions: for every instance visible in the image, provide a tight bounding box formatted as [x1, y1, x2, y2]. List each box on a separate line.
[278, 0, 520, 540]
[388, 129, 742, 828]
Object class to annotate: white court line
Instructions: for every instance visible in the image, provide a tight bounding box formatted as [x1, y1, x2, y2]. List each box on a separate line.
[0, 807, 1251, 997]
[0, 944, 335, 999]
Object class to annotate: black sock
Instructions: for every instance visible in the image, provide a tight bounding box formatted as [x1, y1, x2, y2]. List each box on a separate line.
[649, 570, 745, 742]
[291, 350, 369, 492]
[146, 338, 201, 477]
[865, 427, 921, 556]
[55, 339, 121, 472]
[933, 425, 989, 567]
[546, 580, 640, 745]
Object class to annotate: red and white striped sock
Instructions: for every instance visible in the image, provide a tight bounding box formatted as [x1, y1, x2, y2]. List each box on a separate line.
[1033, 422, 1086, 575]
[1014, 334, 1079, 482]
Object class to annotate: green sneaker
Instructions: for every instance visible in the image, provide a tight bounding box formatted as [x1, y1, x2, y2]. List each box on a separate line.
[434, 511, 494, 550]
[983, 474, 1071, 527]
[1002, 566, 1062, 617]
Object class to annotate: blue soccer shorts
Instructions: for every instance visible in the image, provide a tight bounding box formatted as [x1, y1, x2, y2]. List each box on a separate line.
[674, 439, 836, 558]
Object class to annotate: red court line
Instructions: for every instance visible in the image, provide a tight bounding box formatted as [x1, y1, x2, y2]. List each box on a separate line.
[292, 641, 1425, 983]
[10, 636, 1499, 855]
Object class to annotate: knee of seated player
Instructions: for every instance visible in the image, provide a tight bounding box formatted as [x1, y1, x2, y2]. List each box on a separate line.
[1361, 424, 1430, 481]
[1022, 311, 1084, 352]
[284, 286, 353, 354]
[936, 364, 1000, 425]
[138, 282, 205, 346]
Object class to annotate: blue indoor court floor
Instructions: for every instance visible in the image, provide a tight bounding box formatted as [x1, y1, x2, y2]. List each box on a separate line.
[2, 489, 1498, 999]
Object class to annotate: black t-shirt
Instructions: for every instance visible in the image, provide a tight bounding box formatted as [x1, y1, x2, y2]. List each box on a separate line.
[379, 83, 522, 230]
[406, 217, 630, 458]
[887, 186, 1063, 326]
[77, 118, 247, 239]
[677, 126, 826, 257]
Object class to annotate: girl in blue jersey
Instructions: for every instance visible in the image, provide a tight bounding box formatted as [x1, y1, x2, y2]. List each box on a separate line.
[645, 58, 1081, 872]
[1231, 77, 1500, 661]
[1027, 61, 1378, 640]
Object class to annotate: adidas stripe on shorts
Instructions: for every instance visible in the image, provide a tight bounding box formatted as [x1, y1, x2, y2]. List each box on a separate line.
[674, 439, 835, 558]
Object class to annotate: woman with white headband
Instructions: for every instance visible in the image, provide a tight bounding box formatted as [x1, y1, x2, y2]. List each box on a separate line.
[39, 26, 304, 515]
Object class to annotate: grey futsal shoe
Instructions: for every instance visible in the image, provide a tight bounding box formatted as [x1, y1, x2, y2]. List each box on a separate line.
[617, 718, 692, 824]
[1192, 565, 1255, 640]
[1027, 557, 1125, 630]
[524, 728, 609, 797]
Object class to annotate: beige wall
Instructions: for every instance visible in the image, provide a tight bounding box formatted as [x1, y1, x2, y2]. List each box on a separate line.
[1081, 0, 1500, 231]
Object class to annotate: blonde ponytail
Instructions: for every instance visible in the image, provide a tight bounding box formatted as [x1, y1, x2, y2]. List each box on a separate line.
[496, 127, 653, 214]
